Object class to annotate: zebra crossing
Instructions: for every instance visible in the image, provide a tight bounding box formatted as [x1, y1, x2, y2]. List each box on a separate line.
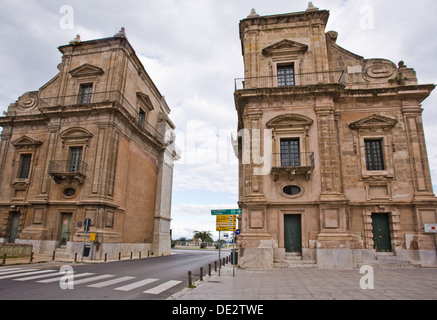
[0, 267, 182, 295]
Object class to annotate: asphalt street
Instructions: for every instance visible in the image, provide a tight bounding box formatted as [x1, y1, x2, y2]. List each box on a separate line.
[0, 249, 219, 300]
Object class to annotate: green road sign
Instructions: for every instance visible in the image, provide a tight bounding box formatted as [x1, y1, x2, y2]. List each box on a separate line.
[211, 209, 242, 216]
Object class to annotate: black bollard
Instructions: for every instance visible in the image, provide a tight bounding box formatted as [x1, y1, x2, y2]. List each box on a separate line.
[188, 271, 192, 287]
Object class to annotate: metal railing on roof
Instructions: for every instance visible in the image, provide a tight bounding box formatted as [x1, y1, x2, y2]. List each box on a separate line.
[234, 70, 345, 90]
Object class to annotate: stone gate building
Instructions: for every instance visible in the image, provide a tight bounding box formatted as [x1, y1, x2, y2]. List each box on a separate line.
[0, 29, 179, 259]
[234, 5, 437, 268]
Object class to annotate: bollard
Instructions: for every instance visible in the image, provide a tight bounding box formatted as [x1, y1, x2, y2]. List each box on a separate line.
[52, 251, 56, 261]
[148, 251, 150, 258]
[214, 261, 217, 271]
[130, 252, 133, 260]
[188, 271, 192, 288]
[104, 253, 107, 262]
[139, 252, 142, 259]
[119, 252, 121, 260]
[74, 253, 77, 262]
[29, 252, 34, 263]
[200, 267, 203, 281]
[223, 257, 225, 266]
[2, 253, 6, 265]
[208, 264, 212, 276]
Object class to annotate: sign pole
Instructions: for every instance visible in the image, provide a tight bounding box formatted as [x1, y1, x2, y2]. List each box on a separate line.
[81, 227, 87, 263]
[218, 231, 221, 276]
[434, 233, 437, 257]
[232, 231, 235, 277]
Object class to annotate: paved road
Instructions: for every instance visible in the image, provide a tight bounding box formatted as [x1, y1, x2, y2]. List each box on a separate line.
[0, 249, 219, 300]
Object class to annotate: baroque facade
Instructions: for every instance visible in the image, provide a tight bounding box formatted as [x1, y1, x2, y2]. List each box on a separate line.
[234, 6, 437, 268]
[0, 29, 179, 259]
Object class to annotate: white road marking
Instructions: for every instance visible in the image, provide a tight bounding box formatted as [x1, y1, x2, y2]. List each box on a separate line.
[72, 274, 115, 285]
[14, 271, 61, 281]
[0, 270, 55, 280]
[114, 278, 159, 292]
[143, 280, 182, 295]
[87, 276, 136, 288]
[37, 272, 95, 283]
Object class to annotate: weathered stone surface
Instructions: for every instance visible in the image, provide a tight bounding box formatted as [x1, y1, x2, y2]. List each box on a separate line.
[235, 6, 437, 269]
[0, 32, 179, 259]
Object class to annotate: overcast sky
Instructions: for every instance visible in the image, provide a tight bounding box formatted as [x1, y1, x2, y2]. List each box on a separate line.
[1, 0, 436, 240]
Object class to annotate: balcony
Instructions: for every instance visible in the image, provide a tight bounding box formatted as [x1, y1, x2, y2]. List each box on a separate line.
[234, 71, 345, 90]
[48, 160, 88, 184]
[39, 91, 165, 144]
[271, 152, 315, 181]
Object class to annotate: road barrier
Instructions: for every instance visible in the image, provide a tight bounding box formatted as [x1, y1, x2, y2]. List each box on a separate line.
[187, 254, 232, 288]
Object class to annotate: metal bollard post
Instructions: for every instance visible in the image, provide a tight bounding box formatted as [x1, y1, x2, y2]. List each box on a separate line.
[139, 252, 141, 259]
[200, 267, 203, 281]
[52, 251, 56, 260]
[188, 271, 192, 288]
[214, 261, 217, 271]
[208, 264, 212, 276]
[104, 253, 107, 262]
[130, 252, 133, 260]
[2, 253, 6, 265]
[29, 252, 34, 263]
[119, 252, 121, 260]
[74, 253, 77, 262]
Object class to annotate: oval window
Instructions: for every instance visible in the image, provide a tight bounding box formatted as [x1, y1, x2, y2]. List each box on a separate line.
[63, 188, 76, 197]
[283, 185, 301, 196]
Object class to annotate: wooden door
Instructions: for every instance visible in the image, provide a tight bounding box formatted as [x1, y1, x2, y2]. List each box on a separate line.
[372, 213, 392, 252]
[284, 215, 302, 253]
[60, 213, 72, 246]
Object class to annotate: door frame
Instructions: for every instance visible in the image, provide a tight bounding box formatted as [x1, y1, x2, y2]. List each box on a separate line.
[279, 209, 305, 252]
[9, 211, 21, 243]
[283, 214, 302, 253]
[59, 212, 73, 246]
[371, 212, 392, 252]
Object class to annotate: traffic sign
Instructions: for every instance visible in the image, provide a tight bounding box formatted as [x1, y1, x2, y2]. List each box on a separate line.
[235, 229, 241, 235]
[216, 215, 237, 231]
[211, 209, 242, 216]
[425, 224, 437, 233]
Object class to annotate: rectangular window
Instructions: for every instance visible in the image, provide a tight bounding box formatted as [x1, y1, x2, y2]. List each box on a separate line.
[280, 139, 300, 167]
[277, 65, 295, 87]
[68, 147, 83, 172]
[365, 139, 385, 170]
[78, 84, 93, 104]
[138, 108, 146, 126]
[18, 154, 32, 179]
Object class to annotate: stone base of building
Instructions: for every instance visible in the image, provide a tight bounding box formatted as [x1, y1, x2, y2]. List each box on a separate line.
[238, 239, 437, 269]
[14, 239, 166, 260]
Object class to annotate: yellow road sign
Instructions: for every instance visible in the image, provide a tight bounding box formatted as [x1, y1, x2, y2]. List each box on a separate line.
[216, 215, 237, 231]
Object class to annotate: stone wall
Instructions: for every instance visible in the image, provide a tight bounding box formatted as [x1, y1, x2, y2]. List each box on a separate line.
[0, 243, 32, 257]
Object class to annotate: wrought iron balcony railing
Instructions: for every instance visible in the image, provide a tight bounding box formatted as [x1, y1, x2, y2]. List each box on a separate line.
[234, 71, 345, 90]
[48, 160, 88, 184]
[271, 152, 315, 181]
[39, 91, 164, 142]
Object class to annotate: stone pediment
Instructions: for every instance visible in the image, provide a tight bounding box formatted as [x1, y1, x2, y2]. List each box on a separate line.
[262, 39, 308, 56]
[12, 135, 43, 149]
[267, 113, 314, 129]
[60, 127, 93, 142]
[349, 114, 398, 130]
[137, 92, 154, 111]
[69, 63, 104, 78]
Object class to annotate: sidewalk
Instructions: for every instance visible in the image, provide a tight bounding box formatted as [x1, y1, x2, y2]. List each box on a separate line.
[171, 265, 437, 300]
